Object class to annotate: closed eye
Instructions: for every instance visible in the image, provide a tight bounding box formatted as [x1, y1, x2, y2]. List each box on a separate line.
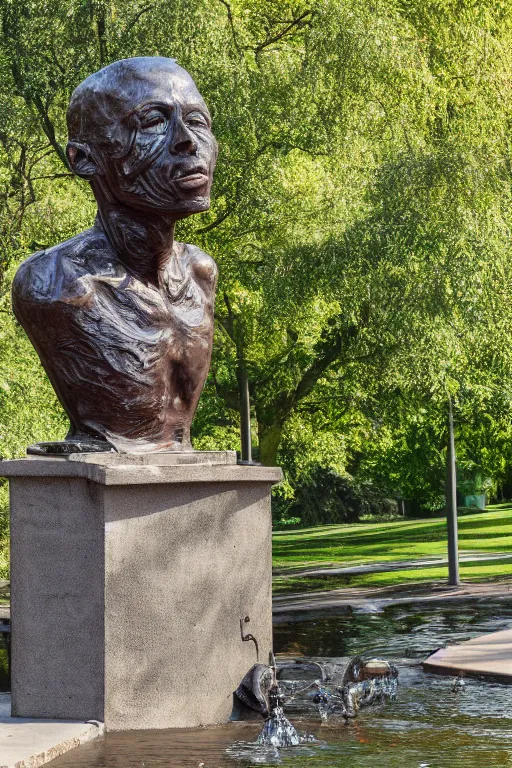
[139, 111, 168, 134]
[185, 111, 210, 128]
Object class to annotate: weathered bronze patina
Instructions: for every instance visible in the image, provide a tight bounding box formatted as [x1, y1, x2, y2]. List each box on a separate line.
[13, 57, 218, 452]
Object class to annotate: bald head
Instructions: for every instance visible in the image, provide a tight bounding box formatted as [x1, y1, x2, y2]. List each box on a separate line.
[67, 57, 207, 153]
[65, 57, 217, 216]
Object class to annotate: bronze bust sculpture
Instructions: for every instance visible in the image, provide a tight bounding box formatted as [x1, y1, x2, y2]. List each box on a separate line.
[12, 57, 218, 453]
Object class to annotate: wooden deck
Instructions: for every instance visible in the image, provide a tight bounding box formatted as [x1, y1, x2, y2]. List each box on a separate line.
[423, 628, 512, 682]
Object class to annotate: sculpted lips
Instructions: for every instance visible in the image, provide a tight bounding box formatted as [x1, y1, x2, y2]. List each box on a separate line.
[174, 164, 209, 190]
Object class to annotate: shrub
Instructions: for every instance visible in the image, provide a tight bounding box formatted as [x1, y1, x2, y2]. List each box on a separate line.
[272, 464, 397, 526]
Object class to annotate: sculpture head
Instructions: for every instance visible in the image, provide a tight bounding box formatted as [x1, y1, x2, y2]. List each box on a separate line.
[66, 57, 217, 216]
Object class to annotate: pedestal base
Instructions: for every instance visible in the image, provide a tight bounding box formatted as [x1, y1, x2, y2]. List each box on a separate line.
[2, 453, 281, 731]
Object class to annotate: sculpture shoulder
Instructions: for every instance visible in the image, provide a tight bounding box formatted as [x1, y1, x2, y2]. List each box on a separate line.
[12, 228, 116, 308]
[183, 243, 217, 290]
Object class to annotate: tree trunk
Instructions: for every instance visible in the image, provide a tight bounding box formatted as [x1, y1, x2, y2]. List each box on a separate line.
[258, 422, 284, 466]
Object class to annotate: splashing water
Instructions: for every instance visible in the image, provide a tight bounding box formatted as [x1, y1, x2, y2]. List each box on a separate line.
[256, 706, 301, 747]
[253, 654, 398, 750]
[452, 673, 466, 692]
[344, 676, 398, 717]
[255, 658, 302, 748]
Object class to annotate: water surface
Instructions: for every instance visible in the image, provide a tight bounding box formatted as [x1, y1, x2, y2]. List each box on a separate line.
[49, 599, 512, 767]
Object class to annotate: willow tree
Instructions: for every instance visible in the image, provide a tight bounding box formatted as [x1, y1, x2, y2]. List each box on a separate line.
[0, 0, 512, 491]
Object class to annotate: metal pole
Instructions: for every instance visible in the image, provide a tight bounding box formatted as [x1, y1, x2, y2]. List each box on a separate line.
[446, 395, 460, 586]
[240, 368, 252, 463]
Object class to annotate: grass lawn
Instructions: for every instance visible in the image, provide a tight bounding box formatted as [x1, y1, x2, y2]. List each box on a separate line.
[272, 504, 512, 595]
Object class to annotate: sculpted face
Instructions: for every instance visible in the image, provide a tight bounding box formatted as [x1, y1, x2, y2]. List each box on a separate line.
[66, 57, 217, 215]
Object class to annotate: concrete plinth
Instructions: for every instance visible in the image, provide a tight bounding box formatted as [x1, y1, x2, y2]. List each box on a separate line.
[1, 453, 281, 731]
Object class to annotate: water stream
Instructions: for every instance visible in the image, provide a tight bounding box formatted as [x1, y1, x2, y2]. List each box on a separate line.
[45, 598, 512, 767]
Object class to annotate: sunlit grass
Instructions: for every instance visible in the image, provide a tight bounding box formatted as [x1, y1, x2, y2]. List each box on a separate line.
[272, 504, 512, 593]
[273, 560, 512, 595]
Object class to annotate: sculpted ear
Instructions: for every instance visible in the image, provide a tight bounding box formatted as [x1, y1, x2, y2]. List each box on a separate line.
[66, 141, 99, 179]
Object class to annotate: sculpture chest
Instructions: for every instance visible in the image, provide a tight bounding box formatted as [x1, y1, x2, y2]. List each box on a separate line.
[13, 241, 216, 450]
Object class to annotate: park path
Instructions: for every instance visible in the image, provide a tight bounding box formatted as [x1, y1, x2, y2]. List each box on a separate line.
[273, 579, 512, 616]
[274, 551, 512, 579]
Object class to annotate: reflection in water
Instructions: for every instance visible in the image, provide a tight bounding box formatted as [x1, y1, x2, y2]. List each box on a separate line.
[48, 599, 512, 768]
[273, 598, 512, 659]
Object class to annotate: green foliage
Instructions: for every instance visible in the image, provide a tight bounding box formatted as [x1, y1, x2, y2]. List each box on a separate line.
[273, 464, 398, 526]
[0, 0, 511, 553]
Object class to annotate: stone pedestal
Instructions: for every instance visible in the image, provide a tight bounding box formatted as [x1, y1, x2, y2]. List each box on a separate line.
[1, 452, 281, 731]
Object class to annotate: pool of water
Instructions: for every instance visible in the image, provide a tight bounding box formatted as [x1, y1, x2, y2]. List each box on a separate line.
[49, 599, 512, 767]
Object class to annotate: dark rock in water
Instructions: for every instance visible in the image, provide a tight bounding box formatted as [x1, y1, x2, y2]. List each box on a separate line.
[234, 664, 273, 717]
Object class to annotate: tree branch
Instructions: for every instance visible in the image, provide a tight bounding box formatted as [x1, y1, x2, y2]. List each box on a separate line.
[215, 316, 237, 348]
[210, 367, 239, 411]
[293, 322, 357, 405]
[96, 7, 109, 67]
[217, 0, 241, 55]
[197, 140, 320, 233]
[222, 292, 235, 340]
[121, 5, 154, 39]
[257, 319, 362, 427]
[30, 172, 74, 180]
[196, 207, 233, 234]
[253, 11, 313, 55]
[32, 94, 69, 169]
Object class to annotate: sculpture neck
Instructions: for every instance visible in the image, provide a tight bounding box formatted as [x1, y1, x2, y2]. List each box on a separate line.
[96, 200, 176, 288]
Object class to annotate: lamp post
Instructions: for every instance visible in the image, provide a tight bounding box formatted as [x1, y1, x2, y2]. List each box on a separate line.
[240, 368, 253, 463]
[446, 395, 460, 586]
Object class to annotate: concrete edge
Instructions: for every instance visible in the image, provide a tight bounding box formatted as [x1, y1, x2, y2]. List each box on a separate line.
[67, 450, 238, 466]
[0, 459, 283, 486]
[422, 628, 512, 684]
[100, 464, 283, 486]
[0, 720, 104, 768]
[272, 583, 512, 614]
[422, 658, 512, 684]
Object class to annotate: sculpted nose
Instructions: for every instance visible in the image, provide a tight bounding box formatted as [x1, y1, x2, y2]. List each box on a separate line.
[169, 119, 197, 155]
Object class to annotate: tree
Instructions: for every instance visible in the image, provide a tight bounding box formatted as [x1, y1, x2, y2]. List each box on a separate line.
[0, 0, 512, 519]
